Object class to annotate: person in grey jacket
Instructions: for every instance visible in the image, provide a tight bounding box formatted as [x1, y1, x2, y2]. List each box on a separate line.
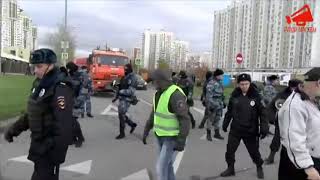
[278, 67, 320, 180]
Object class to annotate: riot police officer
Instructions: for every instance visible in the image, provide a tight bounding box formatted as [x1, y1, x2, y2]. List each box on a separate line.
[177, 70, 196, 129]
[112, 64, 138, 139]
[205, 69, 225, 141]
[4, 49, 74, 180]
[199, 71, 213, 129]
[66, 62, 85, 147]
[79, 66, 93, 118]
[262, 75, 279, 107]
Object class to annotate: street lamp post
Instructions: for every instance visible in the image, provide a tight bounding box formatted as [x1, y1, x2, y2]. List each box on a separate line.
[62, 0, 68, 66]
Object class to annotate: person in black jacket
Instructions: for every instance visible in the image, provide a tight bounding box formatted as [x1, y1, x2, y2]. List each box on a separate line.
[264, 79, 303, 164]
[221, 73, 268, 179]
[198, 71, 213, 129]
[4, 49, 74, 180]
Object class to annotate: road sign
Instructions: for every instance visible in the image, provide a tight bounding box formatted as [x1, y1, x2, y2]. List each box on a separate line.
[236, 53, 243, 64]
[61, 53, 68, 60]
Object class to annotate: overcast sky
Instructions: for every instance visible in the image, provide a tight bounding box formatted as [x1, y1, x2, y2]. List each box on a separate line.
[20, 0, 231, 57]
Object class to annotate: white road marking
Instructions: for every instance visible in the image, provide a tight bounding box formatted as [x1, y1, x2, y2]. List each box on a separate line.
[61, 160, 92, 175]
[121, 168, 150, 180]
[7, 155, 92, 175]
[139, 98, 152, 107]
[101, 104, 118, 116]
[173, 151, 185, 174]
[200, 134, 207, 140]
[192, 107, 204, 115]
[7, 155, 32, 164]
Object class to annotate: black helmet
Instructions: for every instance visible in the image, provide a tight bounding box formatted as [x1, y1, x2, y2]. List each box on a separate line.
[30, 48, 57, 64]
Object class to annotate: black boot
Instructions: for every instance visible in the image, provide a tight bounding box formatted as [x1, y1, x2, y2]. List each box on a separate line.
[257, 166, 264, 179]
[220, 164, 235, 177]
[206, 129, 212, 141]
[264, 151, 276, 165]
[115, 133, 125, 139]
[130, 123, 137, 134]
[87, 113, 94, 118]
[198, 122, 205, 129]
[214, 129, 224, 140]
[191, 120, 196, 129]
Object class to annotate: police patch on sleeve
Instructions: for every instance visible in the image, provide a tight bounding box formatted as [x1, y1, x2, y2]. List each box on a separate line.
[57, 96, 65, 109]
[250, 100, 255, 107]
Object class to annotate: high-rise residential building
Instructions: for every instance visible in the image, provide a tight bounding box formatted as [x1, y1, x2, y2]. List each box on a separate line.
[213, 0, 318, 71]
[171, 40, 189, 71]
[142, 29, 175, 71]
[310, 0, 320, 67]
[1, 0, 37, 60]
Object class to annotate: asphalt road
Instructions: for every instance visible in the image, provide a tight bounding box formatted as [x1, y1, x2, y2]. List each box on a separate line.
[0, 88, 280, 180]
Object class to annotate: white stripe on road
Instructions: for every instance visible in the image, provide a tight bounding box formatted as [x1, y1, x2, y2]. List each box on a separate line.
[101, 104, 118, 116]
[121, 169, 150, 180]
[173, 151, 185, 174]
[8, 155, 32, 164]
[61, 160, 92, 175]
[139, 98, 152, 107]
[192, 107, 204, 115]
[7, 155, 92, 175]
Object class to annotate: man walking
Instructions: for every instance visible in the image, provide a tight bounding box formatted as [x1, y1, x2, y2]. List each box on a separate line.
[221, 73, 268, 179]
[4, 49, 74, 180]
[112, 64, 138, 139]
[143, 69, 190, 180]
[177, 70, 196, 129]
[205, 69, 225, 141]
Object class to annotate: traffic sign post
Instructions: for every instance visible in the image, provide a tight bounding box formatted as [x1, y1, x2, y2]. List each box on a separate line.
[236, 53, 243, 75]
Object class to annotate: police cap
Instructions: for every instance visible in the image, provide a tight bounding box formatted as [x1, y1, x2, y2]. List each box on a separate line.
[304, 67, 320, 81]
[30, 48, 57, 64]
[237, 73, 251, 83]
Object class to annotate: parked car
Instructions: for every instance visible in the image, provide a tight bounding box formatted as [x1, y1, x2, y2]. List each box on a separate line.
[136, 75, 147, 90]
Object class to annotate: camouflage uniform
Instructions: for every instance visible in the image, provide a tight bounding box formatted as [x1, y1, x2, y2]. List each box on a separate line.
[69, 70, 85, 146]
[117, 72, 138, 137]
[177, 76, 196, 128]
[79, 69, 93, 115]
[262, 82, 278, 107]
[205, 77, 224, 131]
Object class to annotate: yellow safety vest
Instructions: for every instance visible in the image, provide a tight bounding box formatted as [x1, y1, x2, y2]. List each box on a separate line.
[153, 85, 186, 136]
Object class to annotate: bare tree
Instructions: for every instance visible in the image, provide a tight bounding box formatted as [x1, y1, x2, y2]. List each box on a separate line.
[46, 21, 76, 66]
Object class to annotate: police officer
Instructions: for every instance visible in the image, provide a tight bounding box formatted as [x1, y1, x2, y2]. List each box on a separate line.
[177, 70, 196, 129]
[262, 75, 279, 107]
[66, 62, 85, 147]
[143, 69, 190, 180]
[278, 67, 320, 180]
[199, 71, 213, 129]
[112, 64, 138, 139]
[264, 79, 303, 165]
[221, 74, 268, 179]
[79, 66, 93, 118]
[205, 69, 225, 141]
[4, 49, 74, 180]
[171, 71, 179, 84]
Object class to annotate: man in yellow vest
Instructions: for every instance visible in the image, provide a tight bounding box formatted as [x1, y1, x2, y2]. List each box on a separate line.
[143, 68, 191, 180]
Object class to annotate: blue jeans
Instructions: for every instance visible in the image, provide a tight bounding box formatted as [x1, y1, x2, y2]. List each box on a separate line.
[156, 137, 177, 180]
